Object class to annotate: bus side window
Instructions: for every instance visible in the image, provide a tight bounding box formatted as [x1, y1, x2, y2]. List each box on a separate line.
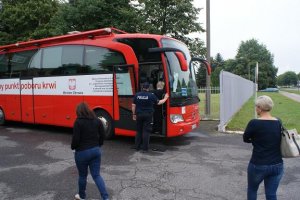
[40, 45, 85, 76]
[62, 45, 84, 75]
[10, 50, 38, 78]
[28, 50, 42, 76]
[85, 46, 125, 73]
[41, 46, 62, 76]
[0, 54, 9, 78]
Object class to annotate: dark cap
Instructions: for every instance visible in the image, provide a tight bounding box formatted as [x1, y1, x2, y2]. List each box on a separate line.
[142, 82, 150, 89]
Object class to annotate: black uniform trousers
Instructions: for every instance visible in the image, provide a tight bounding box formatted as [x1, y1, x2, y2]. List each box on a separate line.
[135, 112, 153, 151]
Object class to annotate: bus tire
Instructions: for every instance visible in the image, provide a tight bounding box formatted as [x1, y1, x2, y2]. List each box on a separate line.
[95, 109, 114, 139]
[0, 108, 5, 125]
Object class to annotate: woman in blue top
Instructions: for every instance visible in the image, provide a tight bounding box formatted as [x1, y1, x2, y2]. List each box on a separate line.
[243, 95, 283, 200]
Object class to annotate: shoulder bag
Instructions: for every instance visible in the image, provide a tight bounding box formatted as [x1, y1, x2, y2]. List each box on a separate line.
[279, 121, 300, 158]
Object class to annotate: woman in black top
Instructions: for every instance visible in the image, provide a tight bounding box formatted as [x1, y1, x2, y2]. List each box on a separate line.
[243, 95, 283, 200]
[71, 102, 109, 200]
[152, 81, 165, 134]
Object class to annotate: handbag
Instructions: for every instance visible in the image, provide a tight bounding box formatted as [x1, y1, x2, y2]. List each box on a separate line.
[279, 121, 300, 158]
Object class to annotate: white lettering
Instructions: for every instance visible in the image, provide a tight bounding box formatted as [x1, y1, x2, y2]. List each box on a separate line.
[137, 96, 149, 100]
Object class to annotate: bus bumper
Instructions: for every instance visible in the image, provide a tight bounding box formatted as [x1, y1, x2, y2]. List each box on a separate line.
[167, 116, 200, 137]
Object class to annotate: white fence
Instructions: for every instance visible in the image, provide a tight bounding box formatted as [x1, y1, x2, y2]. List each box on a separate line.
[218, 71, 255, 132]
[198, 87, 220, 94]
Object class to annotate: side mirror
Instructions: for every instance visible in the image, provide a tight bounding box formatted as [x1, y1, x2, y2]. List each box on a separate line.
[175, 52, 188, 71]
[148, 47, 188, 71]
[190, 57, 211, 75]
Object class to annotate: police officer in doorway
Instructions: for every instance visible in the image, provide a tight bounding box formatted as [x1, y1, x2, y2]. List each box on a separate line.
[132, 82, 169, 152]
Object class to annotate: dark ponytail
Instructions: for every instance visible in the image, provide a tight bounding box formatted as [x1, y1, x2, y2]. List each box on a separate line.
[76, 102, 96, 119]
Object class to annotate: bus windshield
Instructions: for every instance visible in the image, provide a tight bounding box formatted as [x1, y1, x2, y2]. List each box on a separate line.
[161, 38, 198, 106]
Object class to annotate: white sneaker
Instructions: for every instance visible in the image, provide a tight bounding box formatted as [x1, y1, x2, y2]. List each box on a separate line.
[74, 194, 85, 200]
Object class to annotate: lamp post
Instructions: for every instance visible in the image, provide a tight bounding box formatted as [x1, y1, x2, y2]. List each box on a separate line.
[254, 62, 258, 118]
[205, 0, 211, 117]
[248, 65, 250, 80]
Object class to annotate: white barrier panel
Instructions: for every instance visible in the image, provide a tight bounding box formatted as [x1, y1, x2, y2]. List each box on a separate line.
[218, 71, 255, 132]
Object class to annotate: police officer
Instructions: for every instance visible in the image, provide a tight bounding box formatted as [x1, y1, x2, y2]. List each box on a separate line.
[132, 82, 169, 152]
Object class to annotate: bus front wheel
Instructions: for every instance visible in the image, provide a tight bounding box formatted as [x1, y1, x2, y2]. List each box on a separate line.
[0, 108, 5, 125]
[95, 110, 114, 139]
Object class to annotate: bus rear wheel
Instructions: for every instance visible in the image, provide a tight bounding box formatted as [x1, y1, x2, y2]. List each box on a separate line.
[95, 110, 114, 139]
[0, 108, 5, 125]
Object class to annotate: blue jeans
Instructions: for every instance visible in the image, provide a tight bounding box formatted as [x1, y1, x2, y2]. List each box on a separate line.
[75, 146, 109, 200]
[247, 162, 284, 200]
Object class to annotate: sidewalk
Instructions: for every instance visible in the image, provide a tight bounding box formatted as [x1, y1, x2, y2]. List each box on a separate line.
[279, 91, 300, 103]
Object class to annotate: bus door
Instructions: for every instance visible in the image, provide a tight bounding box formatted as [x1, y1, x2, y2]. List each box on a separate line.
[1, 78, 22, 122]
[139, 64, 166, 136]
[20, 78, 34, 123]
[113, 65, 136, 133]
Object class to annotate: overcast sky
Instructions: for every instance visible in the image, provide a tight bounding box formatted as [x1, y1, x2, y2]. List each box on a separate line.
[194, 0, 300, 75]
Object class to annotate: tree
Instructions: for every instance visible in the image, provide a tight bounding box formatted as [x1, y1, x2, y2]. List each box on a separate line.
[277, 71, 298, 86]
[1, 0, 207, 58]
[210, 53, 225, 87]
[135, 0, 203, 35]
[0, 0, 59, 45]
[227, 39, 277, 90]
[134, 0, 206, 57]
[188, 37, 206, 57]
[49, 0, 141, 35]
[277, 74, 284, 86]
[196, 66, 206, 87]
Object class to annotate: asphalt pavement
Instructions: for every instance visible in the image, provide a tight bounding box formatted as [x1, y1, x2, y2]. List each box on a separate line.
[279, 91, 300, 103]
[1, 121, 300, 200]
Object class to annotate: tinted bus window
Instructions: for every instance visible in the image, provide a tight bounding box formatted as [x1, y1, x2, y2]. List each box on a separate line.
[42, 45, 84, 76]
[0, 54, 9, 78]
[30, 45, 126, 76]
[85, 46, 125, 73]
[116, 38, 160, 63]
[27, 50, 42, 77]
[42, 46, 62, 75]
[62, 45, 84, 75]
[29, 50, 42, 69]
[7, 50, 38, 78]
[62, 45, 84, 66]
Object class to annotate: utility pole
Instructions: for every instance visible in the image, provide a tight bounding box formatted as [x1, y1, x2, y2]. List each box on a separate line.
[205, 0, 211, 118]
[254, 62, 258, 118]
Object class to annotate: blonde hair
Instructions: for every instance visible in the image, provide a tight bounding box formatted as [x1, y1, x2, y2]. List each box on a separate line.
[255, 95, 274, 111]
[156, 81, 165, 90]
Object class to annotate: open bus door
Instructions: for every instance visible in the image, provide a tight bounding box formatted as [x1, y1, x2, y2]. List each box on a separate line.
[113, 64, 137, 135]
[138, 64, 167, 137]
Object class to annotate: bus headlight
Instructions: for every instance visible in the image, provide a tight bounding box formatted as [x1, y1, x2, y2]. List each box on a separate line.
[170, 114, 184, 123]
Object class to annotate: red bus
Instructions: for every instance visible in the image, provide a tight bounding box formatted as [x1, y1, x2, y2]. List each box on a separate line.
[0, 28, 211, 139]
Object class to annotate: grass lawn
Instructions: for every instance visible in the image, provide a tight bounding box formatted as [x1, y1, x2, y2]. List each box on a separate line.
[226, 92, 300, 132]
[280, 88, 300, 95]
[198, 93, 220, 119]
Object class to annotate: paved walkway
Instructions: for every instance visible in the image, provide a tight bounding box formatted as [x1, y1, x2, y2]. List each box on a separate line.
[2, 122, 300, 199]
[279, 91, 300, 103]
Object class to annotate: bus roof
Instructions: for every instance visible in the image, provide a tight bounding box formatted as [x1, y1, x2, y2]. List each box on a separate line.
[0, 27, 174, 53]
[0, 28, 118, 52]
